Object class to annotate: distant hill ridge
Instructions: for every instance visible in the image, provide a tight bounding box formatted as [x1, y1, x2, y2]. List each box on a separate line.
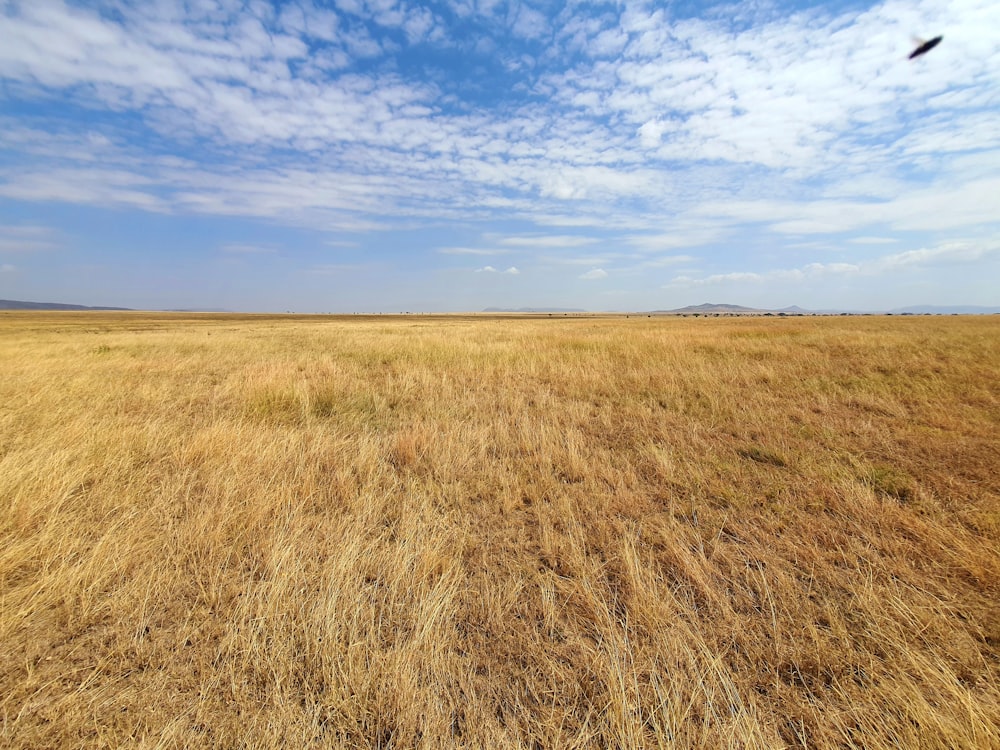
[0, 299, 132, 311]
[652, 303, 810, 314]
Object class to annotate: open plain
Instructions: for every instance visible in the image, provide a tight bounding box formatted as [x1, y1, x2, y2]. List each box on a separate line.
[1, 312, 998, 749]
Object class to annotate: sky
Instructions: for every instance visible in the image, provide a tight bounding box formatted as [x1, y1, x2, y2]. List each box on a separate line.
[1, 0, 998, 312]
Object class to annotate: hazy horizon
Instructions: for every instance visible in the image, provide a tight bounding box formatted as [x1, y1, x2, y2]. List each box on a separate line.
[2, 0, 999, 313]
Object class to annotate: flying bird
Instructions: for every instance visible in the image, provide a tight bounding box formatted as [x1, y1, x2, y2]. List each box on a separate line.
[909, 35, 943, 59]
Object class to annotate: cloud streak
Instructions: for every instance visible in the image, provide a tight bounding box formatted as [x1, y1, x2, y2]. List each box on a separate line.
[668, 241, 998, 287]
[0, 224, 61, 254]
[438, 247, 510, 256]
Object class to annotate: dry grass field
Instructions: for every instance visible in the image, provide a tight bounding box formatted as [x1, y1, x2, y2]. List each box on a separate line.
[1, 311, 998, 749]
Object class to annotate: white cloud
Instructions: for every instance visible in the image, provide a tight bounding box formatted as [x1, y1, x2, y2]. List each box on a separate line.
[0, 263, 15, 273]
[626, 230, 726, 252]
[590, 27, 628, 58]
[667, 261, 861, 287]
[872, 241, 998, 271]
[402, 8, 436, 43]
[637, 119, 669, 149]
[667, 241, 998, 287]
[474, 264, 520, 275]
[0, 224, 60, 253]
[498, 235, 597, 248]
[694, 177, 1000, 237]
[545, 253, 627, 267]
[849, 236, 899, 245]
[637, 255, 697, 268]
[511, 5, 548, 40]
[438, 247, 509, 256]
[579, 268, 608, 280]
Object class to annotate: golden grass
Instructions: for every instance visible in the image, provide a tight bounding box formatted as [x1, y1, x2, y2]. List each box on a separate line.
[1, 311, 998, 749]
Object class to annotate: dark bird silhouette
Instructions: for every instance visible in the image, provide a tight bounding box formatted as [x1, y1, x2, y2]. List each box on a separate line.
[909, 35, 943, 59]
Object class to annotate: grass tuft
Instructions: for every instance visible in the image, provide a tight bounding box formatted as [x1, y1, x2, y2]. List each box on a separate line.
[862, 464, 917, 503]
[737, 445, 789, 467]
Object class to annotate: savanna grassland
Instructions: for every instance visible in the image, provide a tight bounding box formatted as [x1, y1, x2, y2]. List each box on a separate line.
[1, 311, 998, 749]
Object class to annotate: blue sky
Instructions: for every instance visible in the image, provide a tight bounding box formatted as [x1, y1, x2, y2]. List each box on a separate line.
[1, 0, 998, 312]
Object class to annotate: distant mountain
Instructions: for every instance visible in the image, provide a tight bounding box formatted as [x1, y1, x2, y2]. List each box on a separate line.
[651, 303, 768, 314]
[651, 302, 853, 315]
[888, 305, 1000, 315]
[482, 307, 587, 313]
[0, 299, 132, 311]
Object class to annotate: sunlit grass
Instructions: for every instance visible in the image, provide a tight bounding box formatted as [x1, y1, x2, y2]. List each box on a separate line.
[1, 311, 998, 748]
